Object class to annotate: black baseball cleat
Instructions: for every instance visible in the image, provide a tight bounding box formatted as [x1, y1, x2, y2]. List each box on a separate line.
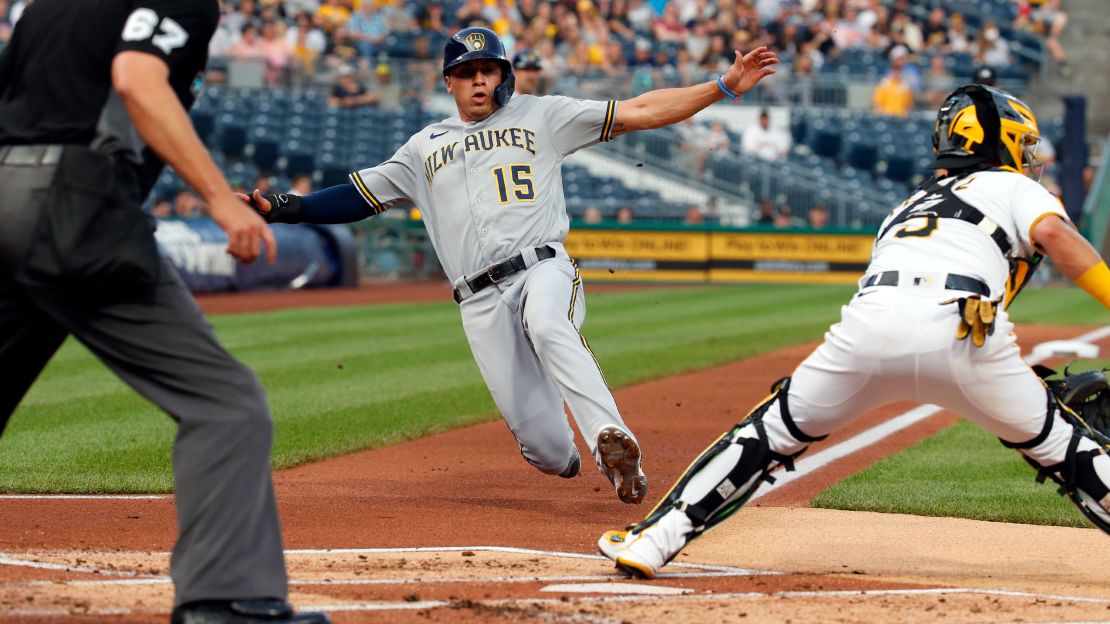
[559, 447, 582, 478]
[170, 599, 331, 624]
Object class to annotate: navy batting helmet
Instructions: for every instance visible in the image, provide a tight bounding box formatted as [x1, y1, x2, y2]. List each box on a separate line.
[442, 27, 515, 106]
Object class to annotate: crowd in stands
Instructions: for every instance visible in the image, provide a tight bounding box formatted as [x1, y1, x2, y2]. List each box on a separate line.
[3, 1, 1065, 108]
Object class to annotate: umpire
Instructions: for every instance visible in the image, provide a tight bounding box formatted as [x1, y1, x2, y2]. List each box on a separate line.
[0, 2, 328, 623]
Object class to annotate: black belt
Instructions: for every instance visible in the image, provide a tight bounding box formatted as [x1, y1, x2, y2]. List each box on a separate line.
[0, 144, 63, 166]
[453, 245, 557, 303]
[861, 271, 991, 297]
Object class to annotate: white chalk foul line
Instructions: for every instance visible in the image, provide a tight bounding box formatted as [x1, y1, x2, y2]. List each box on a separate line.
[751, 324, 1110, 501]
[10, 586, 1110, 618]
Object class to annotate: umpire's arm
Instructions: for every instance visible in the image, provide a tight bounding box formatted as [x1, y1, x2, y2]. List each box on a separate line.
[112, 52, 275, 264]
[608, 47, 778, 138]
[1033, 214, 1110, 309]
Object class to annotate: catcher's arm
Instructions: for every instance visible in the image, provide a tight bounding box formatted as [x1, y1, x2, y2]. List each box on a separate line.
[237, 183, 374, 225]
[1031, 214, 1110, 309]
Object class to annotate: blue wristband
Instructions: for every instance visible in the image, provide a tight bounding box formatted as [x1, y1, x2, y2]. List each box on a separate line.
[716, 75, 740, 99]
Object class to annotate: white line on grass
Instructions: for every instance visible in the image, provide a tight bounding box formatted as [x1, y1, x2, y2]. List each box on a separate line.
[0, 494, 170, 500]
[750, 324, 1110, 501]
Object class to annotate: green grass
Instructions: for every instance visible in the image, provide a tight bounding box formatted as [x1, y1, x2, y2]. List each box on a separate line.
[811, 420, 1089, 527]
[2, 283, 1106, 496]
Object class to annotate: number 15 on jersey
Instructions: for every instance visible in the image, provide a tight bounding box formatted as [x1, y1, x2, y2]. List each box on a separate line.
[493, 165, 535, 204]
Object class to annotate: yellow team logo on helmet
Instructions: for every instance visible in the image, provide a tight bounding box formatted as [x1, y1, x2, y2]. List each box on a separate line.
[946, 105, 985, 153]
[466, 32, 486, 51]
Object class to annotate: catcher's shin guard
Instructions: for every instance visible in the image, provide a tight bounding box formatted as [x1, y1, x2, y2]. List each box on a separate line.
[1008, 390, 1110, 534]
[629, 378, 823, 551]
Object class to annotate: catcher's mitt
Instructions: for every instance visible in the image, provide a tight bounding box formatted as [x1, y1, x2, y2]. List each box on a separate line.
[1034, 364, 1110, 443]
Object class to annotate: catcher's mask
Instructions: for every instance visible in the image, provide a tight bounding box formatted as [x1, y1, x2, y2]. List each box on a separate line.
[931, 84, 1043, 180]
[442, 26, 515, 107]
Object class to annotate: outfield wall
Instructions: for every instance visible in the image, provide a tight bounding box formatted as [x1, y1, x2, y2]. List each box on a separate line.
[565, 223, 874, 285]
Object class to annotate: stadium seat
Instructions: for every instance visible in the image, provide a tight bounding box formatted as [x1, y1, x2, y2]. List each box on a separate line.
[812, 129, 842, 160]
[219, 125, 248, 160]
[190, 111, 216, 145]
[847, 141, 878, 172]
[884, 155, 915, 184]
[285, 152, 315, 178]
[251, 140, 279, 175]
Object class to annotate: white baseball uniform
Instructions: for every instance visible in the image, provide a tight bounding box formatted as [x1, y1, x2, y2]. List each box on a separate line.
[757, 169, 1074, 467]
[347, 94, 634, 475]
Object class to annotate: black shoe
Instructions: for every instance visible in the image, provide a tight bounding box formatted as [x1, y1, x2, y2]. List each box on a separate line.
[171, 599, 331, 624]
[559, 447, 582, 479]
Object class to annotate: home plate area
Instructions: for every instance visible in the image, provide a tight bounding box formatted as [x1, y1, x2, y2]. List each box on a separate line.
[3, 546, 1109, 623]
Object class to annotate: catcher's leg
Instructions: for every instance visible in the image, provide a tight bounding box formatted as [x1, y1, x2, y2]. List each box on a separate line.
[602, 377, 827, 578]
[1005, 390, 1110, 533]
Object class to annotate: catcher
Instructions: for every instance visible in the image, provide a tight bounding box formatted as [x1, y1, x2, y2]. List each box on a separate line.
[598, 84, 1110, 578]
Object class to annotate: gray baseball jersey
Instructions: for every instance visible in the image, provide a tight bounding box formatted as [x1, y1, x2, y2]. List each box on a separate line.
[347, 94, 617, 282]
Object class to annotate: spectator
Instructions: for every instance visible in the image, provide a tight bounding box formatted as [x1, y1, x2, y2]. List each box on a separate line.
[347, 2, 387, 59]
[705, 121, 731, 156]
[972, 64, 998, 86]
[922, 54, 957, 108]
[776, 50, 815, 106]
[683, 206, 705, 225]
[417, 3, 451, 40]
[372, 63, 404, 111]
[150, 198, 173, 219]
[381, 0, 417, 34]
[615, 205, 635, 224]
[741, 109, 790, 161]
[773, 204, 801, 228]
[315, 0, 350, 32]
[1015, 0, 1070, 74]
[228, 24, 265, 61]
[253, 176, 272, 194]
[0, 0, 12, 44]
[807, 204, 829, 229]
[286, 11, 327, 74]
[974, 20, 1011, 68]
[224, 0, 257, 36]
[288, 173, 313, 196]
[890, 11, 923, 53]
[921, 6, 949, 52]
[283, 0, 319, 17]
[173, 189, 205, 219]
[626, 0, 656, 34]
[884, 45, 921, 93]
[258, 20, 292, 85]
[582, 205, 603, 224]
[947, 12, 972, 53]
[327, 65, 377, 107]
[755, 198, 775, 225]
[513, 48, 545, 95]
[322, 24, 360, 67]
[653, 3, 686, 43]
[873, 52, 914, 117]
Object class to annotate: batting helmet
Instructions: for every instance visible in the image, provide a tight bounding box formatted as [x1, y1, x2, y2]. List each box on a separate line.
[513, 49, 543, 70]
[930, 84, 1041, 176]
[442, 27, 515, 107]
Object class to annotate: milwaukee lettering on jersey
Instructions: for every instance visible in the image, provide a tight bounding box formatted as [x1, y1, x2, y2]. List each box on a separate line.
[423, 127, 537, 183]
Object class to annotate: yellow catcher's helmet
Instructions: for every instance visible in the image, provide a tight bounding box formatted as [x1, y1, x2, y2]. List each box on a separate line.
[931, 84, 1041, 177]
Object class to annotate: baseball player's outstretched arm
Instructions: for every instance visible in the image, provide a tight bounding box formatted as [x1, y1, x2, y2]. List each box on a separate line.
[113, 52, 276, 264]
[610, 47, 778, 137]
[239, 183, 374, 224]
[1032, 214, 1110, 308]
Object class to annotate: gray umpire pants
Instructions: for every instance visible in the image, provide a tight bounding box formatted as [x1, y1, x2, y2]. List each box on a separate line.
[0, 158, 288, 606]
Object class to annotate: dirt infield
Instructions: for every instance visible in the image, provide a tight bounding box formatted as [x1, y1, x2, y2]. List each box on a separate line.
[2, 283, 1109, 623]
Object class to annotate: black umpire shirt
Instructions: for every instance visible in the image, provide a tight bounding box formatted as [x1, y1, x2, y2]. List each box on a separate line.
[0, 0, 218, 198]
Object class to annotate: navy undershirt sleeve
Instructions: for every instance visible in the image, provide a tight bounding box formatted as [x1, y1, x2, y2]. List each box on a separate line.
[298, 183, 375, 224]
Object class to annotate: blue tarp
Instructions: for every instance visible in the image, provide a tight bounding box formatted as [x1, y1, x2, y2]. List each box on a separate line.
[154, 218, 357, 293]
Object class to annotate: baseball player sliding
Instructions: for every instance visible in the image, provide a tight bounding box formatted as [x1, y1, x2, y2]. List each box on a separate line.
[597, 84, 1110, 575]
[242, 27, 778, 504]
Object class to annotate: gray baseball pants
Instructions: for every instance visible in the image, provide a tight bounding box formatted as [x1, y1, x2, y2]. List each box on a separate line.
[0, 158, 288, 606]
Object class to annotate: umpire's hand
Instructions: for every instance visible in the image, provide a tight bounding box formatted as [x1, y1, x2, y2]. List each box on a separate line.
[209, 194, 278, 264]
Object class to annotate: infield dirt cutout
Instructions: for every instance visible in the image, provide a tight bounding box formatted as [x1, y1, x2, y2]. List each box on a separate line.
[2, 283, 1109, 623]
